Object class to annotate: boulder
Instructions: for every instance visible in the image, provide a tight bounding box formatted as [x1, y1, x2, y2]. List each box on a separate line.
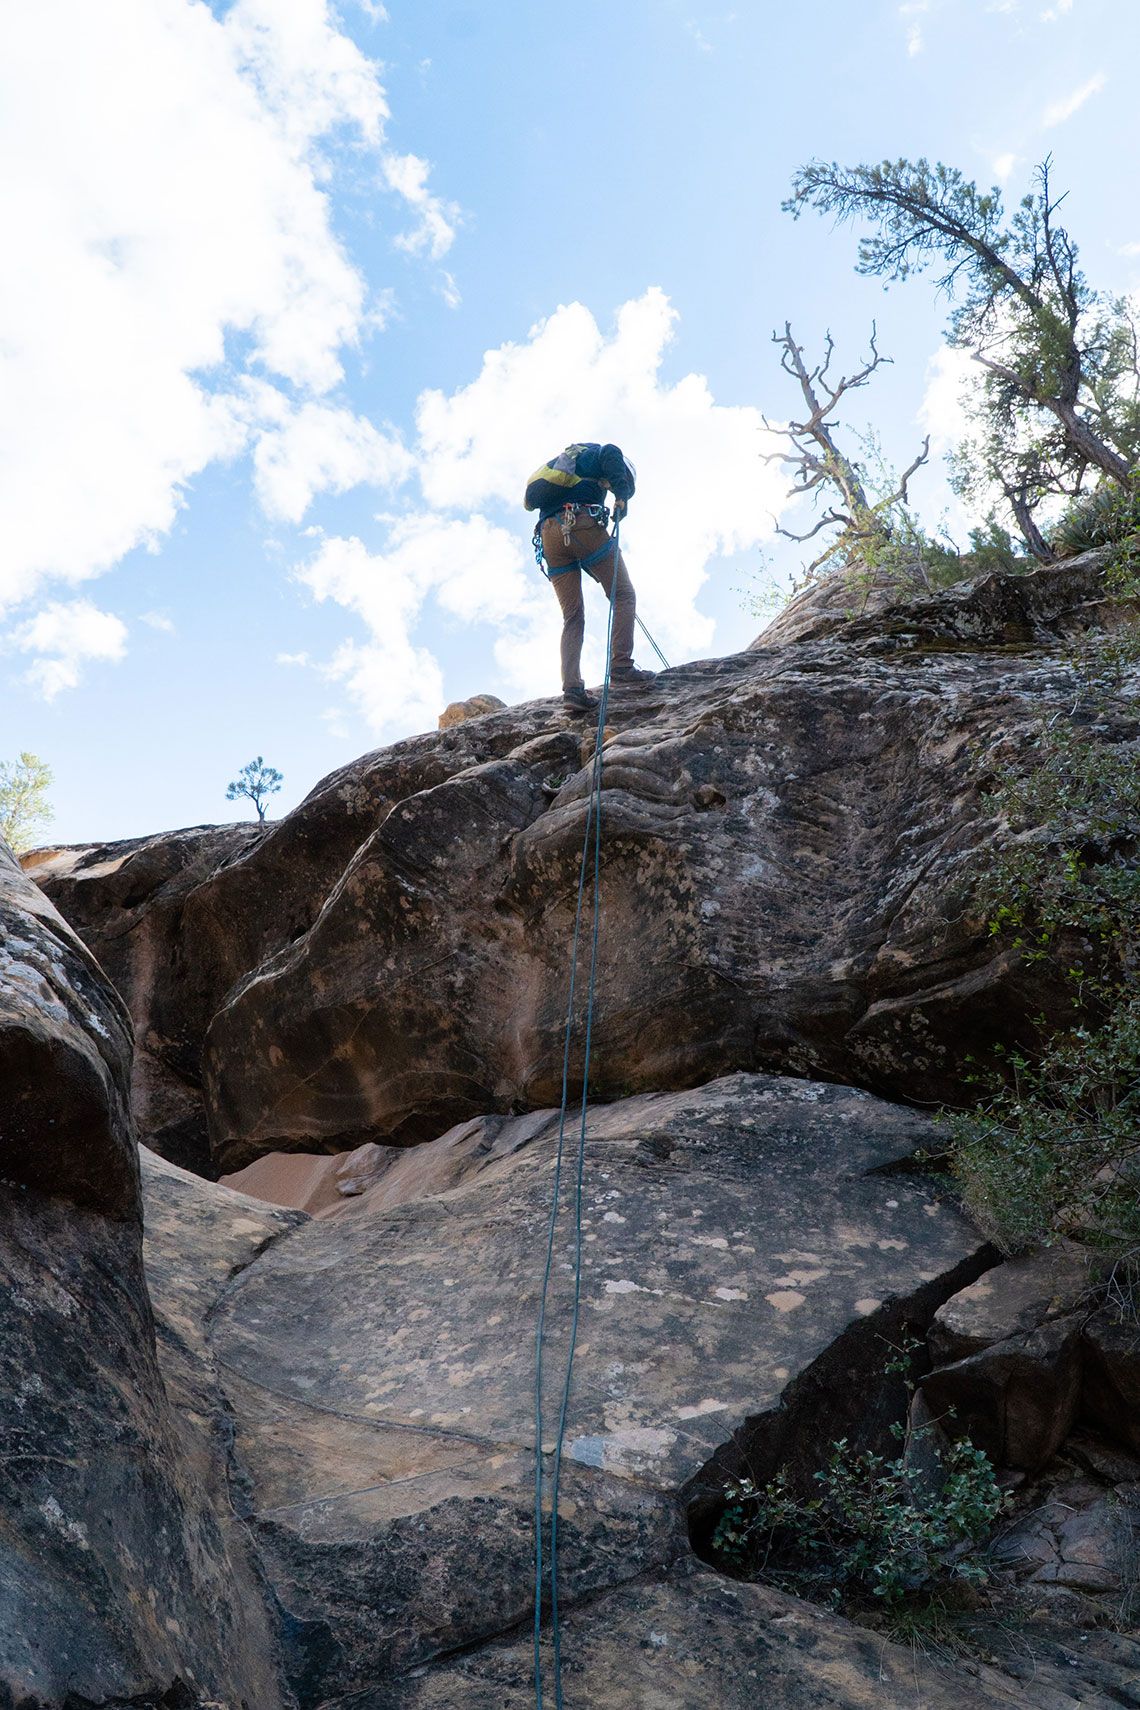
[27, 559, 1134, 1176]
[29, 707, 548, 1171]
[0, 846, 281, 1708]
[438, 692, 506, 729]
[928, 1240, 1096, 1365]
[922, 1313, 1084, 1472]
[197, 1073, 994, 1705]
[1081, 1310, 1140, 1455]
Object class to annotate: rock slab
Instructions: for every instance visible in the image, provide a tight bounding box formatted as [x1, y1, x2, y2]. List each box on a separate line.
[184, 1073, 995, 1705]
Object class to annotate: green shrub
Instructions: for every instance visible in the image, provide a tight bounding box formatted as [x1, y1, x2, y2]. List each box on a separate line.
[950, 711, 1140, 1266]
[711, 1433, 1004, 1609]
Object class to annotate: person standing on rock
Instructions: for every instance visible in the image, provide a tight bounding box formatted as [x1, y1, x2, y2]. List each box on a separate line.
[525, 442, 656, 712]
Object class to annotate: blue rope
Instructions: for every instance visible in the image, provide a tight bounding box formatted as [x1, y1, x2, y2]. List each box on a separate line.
[635, 613, 670, 670]
[533, 518, 620, 1709]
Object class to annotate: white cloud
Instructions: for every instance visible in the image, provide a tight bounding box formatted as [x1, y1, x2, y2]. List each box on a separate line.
[992, 152, 1018, 182]
[10, 600, 128, 699]
[919, 345, 977, 453]
[1041, 0, 1073, 17]
[297, 532, 451, 732]
[277, 651, 311, 666]
[0, 0, 453, 634]
[294, 291, 786, 737]
[1118, 242, 1140, 258]
[1042, 70, 1106, 127]
[413, 290, 780, 669]
[249, 395, 414, 522]
[383, 153, 459, 260]
[140, 611, 175, 632]
[899, 0, 933, 55]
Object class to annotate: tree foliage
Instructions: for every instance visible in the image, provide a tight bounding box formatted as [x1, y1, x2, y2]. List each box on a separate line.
[952, 706, 1140, 1282]
[785, 156, 1140, 557]
[0, 752, 53, 854]
[226, 756, 283, 823]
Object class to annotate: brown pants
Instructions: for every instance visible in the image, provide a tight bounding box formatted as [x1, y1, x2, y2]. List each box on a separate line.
[541, 515, 636, 691]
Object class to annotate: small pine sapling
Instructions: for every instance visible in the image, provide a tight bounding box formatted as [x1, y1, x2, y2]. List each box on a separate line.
[226, 756, 283, 822]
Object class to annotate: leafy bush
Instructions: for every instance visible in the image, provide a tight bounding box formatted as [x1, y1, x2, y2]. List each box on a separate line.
[711, 1433, 1004, 1609]
[951, 712, 1140, 1267]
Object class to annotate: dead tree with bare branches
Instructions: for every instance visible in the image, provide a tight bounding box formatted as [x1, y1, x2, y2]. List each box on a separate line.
[763, 323, 930, 584]
[786, 157, 1140, 556]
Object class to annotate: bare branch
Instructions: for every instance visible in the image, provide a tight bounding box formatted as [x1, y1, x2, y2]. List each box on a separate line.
[774, 512, 845, 545]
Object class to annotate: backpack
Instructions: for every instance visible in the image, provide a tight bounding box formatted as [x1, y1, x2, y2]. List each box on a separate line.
[523, 443, 635, 514]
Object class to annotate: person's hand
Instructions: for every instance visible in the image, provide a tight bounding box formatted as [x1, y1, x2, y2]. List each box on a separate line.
[613, 497, 628, 522]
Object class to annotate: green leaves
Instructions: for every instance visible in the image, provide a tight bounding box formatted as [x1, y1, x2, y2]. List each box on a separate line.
[0, 751, 53, 854]
[711, 1429, 1005, 1609]
[785, 154, 1139, 555]
[225, 755, 284, 823]
[952, 706, 1140, 1262]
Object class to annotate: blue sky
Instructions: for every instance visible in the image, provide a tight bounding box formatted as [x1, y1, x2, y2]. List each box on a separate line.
[3, 0, 1138, 843]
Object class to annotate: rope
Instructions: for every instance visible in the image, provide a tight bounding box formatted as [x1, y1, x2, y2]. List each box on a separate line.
[532, 517, 620, 1710]
[635, 613, 670, 670]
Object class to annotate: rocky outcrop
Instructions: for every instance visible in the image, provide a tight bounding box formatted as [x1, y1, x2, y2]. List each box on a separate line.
[370, 1561, 1038, 1709]
[2, 841, 137, 1215]
[166, 1073, 993, 1704]
[918, 1247, 1140, 1476]
[15, 555, 1140, 1707]
[31, 557, 1135, 1177]
[752, 545, 1115, 648]
[922, 1244, 1096, 1471]
[0, 846, 282, 1708]
[23, 822, 261, 1174]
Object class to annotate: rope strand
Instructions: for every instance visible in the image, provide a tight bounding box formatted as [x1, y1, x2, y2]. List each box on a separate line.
[533, 517, 620, 1709]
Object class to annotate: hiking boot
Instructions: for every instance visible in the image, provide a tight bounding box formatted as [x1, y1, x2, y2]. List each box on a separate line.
[609, 664, 656, 685]
[562, 685, 599, 713]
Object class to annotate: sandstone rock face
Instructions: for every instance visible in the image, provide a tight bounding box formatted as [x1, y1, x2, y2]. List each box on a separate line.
[1081, 1310, 1140, 1454]
[30, 559, 1131, 1176]
[0, 847, 280, 1708]
[194, 1074, 993, 1705]
[1, 841, 137, 1214]
[25, 822, 261, 1174]
[752, 546, 1113, 648]
[369, 1561, 1034, 1709]
[924, 1313, 1085, 1473]
[923, 1251, 1140, 1477]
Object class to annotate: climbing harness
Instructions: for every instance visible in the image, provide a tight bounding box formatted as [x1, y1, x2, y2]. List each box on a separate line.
[532, 518, 621, 1710]
[531, 503, 610, 573]
[532, 506, 672, 671]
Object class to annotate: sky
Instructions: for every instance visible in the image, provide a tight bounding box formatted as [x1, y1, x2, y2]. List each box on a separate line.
[3, 0, 1139, 843]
